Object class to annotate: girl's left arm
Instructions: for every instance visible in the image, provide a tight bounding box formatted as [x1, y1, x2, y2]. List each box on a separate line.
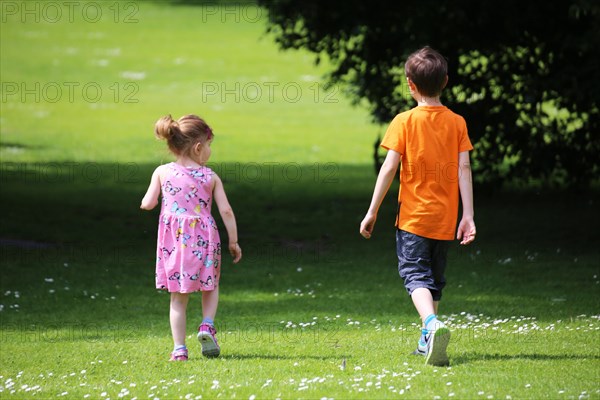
[212, 174, 242, 264]
[140, 167, 162, 210]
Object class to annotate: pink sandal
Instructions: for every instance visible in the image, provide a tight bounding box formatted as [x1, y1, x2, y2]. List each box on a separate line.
[169, 348, 188, 361]
[197, 323, 220, 358]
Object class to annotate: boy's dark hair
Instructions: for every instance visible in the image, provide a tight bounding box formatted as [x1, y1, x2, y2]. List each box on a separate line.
[405, 46, 448, 97]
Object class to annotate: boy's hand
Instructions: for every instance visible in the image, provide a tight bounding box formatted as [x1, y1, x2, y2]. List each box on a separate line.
[359, 213, 377, 239]
[456, 216, 476, 245]
[229, 243, 242, 264]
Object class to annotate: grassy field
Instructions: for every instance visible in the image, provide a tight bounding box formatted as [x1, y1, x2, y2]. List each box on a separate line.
[1, 1, 599, 399]
[0, 1, 376, 164]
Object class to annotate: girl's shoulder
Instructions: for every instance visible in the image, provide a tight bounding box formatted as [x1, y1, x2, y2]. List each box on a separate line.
[155, 162, 176, 172]
[175, 164, 219, 187]
[149, 163, 167, 179]
[154, 162, 174, 178]
[204, 166, 218, 178]
[189, 165, 216, 179]
[154, 162, 187, 184]
[203, 167, 220, 188]
[191, 165, 219, 181]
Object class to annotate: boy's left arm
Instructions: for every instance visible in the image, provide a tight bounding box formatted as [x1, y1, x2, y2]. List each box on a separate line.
[457, 151, 476, 245]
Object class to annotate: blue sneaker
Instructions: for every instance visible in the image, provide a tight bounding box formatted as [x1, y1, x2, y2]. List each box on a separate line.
[425, 326, 451, 366]
[411, 340, 427, 356]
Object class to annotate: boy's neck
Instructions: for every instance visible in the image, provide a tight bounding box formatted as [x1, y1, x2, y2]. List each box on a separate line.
[413, 92, 443, 107]
[417, 101, 443, 107]
[416, 98, 443, 107]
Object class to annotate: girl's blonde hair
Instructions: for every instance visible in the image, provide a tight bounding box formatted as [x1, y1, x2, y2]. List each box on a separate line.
[154, 114, 213, 156]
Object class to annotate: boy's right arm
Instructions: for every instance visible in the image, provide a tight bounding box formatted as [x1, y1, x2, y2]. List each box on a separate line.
[360, 150, 401, 239]
[140, 167, 162, 210]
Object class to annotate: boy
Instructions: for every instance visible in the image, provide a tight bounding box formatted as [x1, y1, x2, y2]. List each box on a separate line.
[359, 46, 476, 366]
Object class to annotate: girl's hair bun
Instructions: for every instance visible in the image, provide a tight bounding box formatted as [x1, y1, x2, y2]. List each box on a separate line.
[154, 113, 212, 156]
[154, 114, 181, 140]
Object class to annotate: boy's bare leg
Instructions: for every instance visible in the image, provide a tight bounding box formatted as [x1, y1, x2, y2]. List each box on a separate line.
[411, 288, 450, 366]
[411, 287, 436, 323]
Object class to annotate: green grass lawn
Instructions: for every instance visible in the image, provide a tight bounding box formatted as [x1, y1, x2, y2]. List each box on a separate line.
[1, 2, 600, 399]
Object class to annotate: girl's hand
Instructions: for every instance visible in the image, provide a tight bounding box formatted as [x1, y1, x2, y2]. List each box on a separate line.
[229, 242, 242, 264]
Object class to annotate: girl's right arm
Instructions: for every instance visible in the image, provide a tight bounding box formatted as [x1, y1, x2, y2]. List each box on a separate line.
[213, 174, 242, 264]
[140, 167, 162, 210]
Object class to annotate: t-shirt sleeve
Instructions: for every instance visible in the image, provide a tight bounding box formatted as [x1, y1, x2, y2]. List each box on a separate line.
[457, 116, 473, 152]
[380, 114, 405, 155]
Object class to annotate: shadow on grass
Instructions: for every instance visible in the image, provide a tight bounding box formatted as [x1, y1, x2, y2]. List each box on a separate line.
[453, 352, 600, 365]
[220, 352, 351, 361]
[1, 161, 599, 330]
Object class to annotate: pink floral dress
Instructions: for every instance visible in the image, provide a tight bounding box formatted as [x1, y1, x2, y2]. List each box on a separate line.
[155, 162, 220, 293]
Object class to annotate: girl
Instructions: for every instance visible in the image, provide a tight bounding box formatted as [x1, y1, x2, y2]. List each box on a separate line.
[141, 114, 242, 361]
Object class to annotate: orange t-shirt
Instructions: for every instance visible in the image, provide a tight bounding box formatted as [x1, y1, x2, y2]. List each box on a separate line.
[381, 106, 473, 240]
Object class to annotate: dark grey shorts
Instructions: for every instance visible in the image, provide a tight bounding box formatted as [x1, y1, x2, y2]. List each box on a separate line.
[396, 229, 450, 301]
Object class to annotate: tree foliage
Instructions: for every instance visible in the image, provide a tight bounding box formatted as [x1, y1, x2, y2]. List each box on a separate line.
[258, 0, 600, 187]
